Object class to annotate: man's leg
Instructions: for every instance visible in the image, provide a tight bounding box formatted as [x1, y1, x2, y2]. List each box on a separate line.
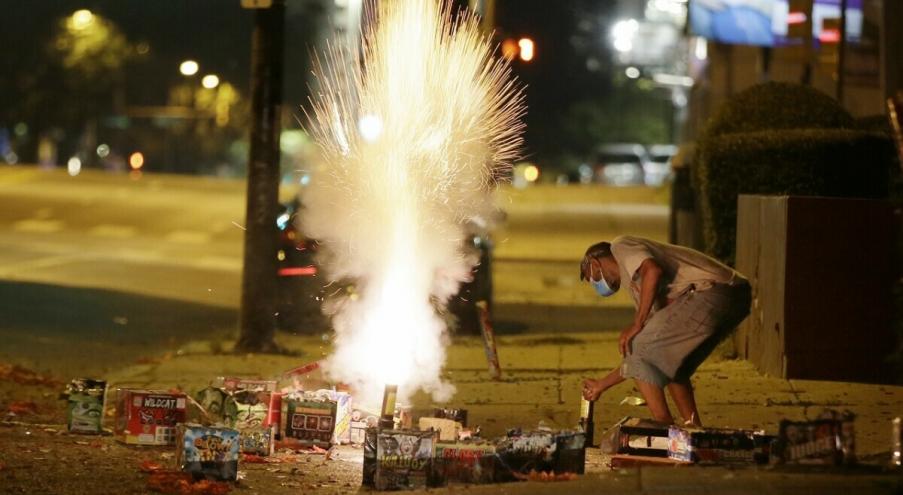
[635, 379, 673, 424]
[667, 380, 701, 426]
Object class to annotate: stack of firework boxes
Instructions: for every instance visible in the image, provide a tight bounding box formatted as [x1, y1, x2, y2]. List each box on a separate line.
[605, 413, 855, 467]
[109, 378, 351, 482]
[362, 408, 587, 490]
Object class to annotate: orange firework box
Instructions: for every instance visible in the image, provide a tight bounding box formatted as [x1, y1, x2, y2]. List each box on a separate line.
[114, 389, 187, 445]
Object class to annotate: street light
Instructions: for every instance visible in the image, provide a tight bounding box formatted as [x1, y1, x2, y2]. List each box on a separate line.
[201, 74, 220, 89]
[517, 37, 534, 62]
[611, 19, 639, 53]
[69, 9, 95, 31]
[179, 60, 199, 76]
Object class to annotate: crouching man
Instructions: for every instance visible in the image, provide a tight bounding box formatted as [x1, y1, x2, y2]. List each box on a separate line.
[580, 236, 751, 426]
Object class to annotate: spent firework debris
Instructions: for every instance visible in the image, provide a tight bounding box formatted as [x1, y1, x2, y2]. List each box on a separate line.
[301, 0, 525, 404]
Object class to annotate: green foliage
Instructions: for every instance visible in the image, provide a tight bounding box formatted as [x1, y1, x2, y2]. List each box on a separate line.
[704, 81, 854, 137]
[694, 82, 897, 264]
[696, 128, 894, 264]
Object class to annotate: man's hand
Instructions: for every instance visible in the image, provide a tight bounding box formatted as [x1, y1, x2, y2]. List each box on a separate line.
[619, 325, 642, 357]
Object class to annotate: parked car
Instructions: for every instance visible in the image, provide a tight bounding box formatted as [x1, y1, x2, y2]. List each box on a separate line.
[644, 144, 678, 187]
[593, 143, 647, 186]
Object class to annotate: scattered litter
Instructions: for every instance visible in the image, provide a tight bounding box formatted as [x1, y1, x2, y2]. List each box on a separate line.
[620, 396, 646, 406]
[0, 363, 60, 386]
[511, 470, 578, 482]
[7, 401, 38, 416]
[146, 470, 232, 495]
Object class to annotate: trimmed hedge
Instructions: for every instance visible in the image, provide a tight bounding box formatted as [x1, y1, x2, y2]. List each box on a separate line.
[704, 81, 854, 137]
[696, 128, 894, 264]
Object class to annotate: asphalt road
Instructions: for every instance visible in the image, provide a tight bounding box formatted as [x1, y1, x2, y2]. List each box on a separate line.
[0, 166, 668, 371]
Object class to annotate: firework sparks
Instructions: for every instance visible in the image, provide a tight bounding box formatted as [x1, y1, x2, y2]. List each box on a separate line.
[302, 0, 525, 404]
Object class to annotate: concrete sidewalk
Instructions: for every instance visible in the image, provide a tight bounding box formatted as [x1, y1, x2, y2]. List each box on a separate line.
[4, 329, 903, 494]
[105, 329, 903, 460]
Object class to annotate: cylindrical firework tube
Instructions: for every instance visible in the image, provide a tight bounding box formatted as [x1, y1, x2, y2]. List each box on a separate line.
[476, 301, 501, 380]
[580, 397, 595, 447]
[380, 384, 397, 430]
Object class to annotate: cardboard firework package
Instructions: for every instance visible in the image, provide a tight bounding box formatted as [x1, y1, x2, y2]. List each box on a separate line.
[434, 441, 496, 484]
[667, 426, 773, 464]
[63, 379, 106, 434]
[350, 407, 380, 445]
[239, 425, 275, 456]
[599, 417, 670, 457]
[374, 429, 439, 490]
[554, 431, 587, 474]
[193, 386, 237, 425]
[115, 389, 187, 445]
[362, 427, 379, 487]
[177, 424, 240, 481]
[494, 430, 585, 481]
[282, 396, 337, 449]
[419, 417, 462, 442]
[774, 411, 854, 465]
[218, 378, 281, 431]
[308, 389, 353, 445]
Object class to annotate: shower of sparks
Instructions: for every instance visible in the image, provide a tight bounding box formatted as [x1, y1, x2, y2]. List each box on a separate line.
[301, 0, 525, 404]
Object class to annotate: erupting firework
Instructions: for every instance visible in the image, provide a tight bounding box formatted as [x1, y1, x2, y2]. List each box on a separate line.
[301, 0, 525, 405]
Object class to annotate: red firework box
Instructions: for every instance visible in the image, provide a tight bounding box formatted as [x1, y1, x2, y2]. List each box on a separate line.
[114, 389, 187, 445]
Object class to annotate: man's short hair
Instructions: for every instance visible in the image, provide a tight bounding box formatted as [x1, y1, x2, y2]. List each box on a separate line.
[579, 241, 612, 281]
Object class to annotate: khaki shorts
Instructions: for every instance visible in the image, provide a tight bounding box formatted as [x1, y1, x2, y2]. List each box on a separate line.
[620, 281, 751, 387]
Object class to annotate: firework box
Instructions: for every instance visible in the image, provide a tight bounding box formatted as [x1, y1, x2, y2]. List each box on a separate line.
[239, 425, 275, 456]
[362, 427, 378, 487]
[177, 424, 240, 481]
[232, 390, 270, 430]
[193, 386, 236, 425]
[599, 416, 670, 457]
[774, 417, 846, 465]
[218, 378, 281, 430]
[493, 430, 585, 481]
[282, 397, 337, 449]
[218, 377, 277, 393]
[374, 429, 439, 490]
[63, 379, 106, 434]
[667, 426, 772, 464]
[433, 408, 468, 427]
[351, 408, 380, 445]
[114, 389, 187, 445]
[434, 441, 497, 484]
[308, 389, 352, 444]
[419, 417, 462, 442]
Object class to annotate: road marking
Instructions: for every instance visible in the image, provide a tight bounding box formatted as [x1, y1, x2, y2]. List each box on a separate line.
[11, 219, 63, 233]
[164, 230, 211, 244]
[89, 224, 137, 238]
[0, 253, 88, 278]
[194, 255, 242, 272]
[0, 168, 38, 186]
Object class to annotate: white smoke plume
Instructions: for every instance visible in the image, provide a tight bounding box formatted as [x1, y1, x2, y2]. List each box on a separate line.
[301, 0, 525, 405]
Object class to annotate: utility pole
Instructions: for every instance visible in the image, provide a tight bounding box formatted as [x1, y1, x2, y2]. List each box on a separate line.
[236, 0, 285, 353]
[836, 0, 848, 104]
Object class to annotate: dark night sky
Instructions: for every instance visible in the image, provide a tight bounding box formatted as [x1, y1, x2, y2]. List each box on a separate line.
[0, 0, 621, 165]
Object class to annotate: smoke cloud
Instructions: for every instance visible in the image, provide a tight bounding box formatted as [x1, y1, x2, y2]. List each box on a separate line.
[301, 0, 525, 405]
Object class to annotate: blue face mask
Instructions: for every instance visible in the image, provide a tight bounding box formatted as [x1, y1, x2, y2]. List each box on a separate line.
[589, 262, 616, 297]
[592, 275, 616, 297]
